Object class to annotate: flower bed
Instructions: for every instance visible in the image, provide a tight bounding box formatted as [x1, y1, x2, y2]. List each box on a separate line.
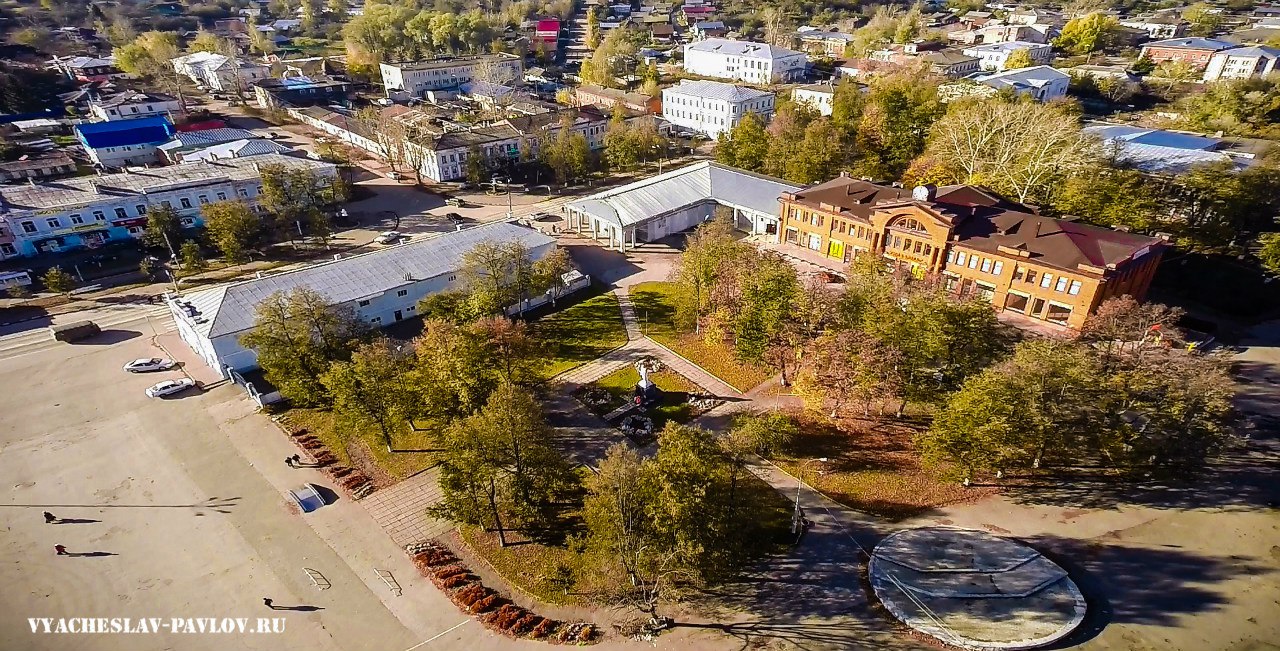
[407, 541, 599, 644]
[278, 424, 376, 500]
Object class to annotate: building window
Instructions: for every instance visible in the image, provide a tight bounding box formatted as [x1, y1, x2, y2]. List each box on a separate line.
[975, 282, 996, 301]
[238, 188, 249, 198]
[114, 208, 127, 220]
[947, 250, 956, 264]
[992, 261, 1003, 275]
[217, 192, 227, 201]
[1005, 292, 1029, 312]
[448, 274, 457, 281]
[1025, 269, 1036, 283]
[198, 195, 209, 205]
[0, 243, 15, 256]
[46, 218, 60, 229]
[1068, 280, 1082, 295]
[127, 226, 142, 235]
[162, 200, 172, 209]
[180, 197, 192, 209]
[981, 258, 992, 272]
[21, 221, 36, 233]
[71, 214, 85, 225]
[1055, 276, 1068, 292]
[1040, 273, 1052, 288]
[358, 299, 370, 307]
[370, 316, 382, 324]
[180, 217, 195, 227]
[955, 252, 966, 265]
[1045, 302, 1072, 324]
[968, 255, 978, 269]
[397, 289, 408, 297]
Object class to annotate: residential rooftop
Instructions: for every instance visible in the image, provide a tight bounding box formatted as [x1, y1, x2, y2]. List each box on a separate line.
[0, 154, 333, 214]
[381, 54, 520, 71]
[663, 79, 774, 103]
[1144, 36, 1236, 49]
[686, 38, 806, 59]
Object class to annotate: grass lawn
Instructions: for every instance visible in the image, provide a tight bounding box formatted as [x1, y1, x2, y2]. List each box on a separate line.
[282, 409, 440, 483]
[771, 413, 998, 520]
[590, 366, 701, 430]
[529, 289, 628, 379]
[629, 281, 774, 392]
[458, 524, 586, 606]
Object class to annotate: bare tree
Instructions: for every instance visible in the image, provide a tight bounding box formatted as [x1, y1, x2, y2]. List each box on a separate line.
[354, 106, 409, 174]
[925, 99, 1099, 204]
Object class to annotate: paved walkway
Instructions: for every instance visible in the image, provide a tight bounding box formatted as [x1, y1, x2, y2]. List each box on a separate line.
[360, 467, 453, 547]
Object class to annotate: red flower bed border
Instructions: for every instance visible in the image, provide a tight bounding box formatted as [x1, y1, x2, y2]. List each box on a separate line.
[407, 541, 599, 644]
[279, 424, 376, 500]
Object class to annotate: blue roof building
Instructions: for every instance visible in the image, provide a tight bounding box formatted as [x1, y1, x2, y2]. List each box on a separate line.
[74, 116, 176, 168]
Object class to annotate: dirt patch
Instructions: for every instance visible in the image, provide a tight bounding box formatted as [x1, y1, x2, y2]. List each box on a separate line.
[346, 438, 397, 489]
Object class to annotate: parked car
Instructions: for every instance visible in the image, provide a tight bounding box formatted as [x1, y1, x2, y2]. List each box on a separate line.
[445, 197, 464, 207]
[288, 484, 327, 513]
[49, 321, 100, 343]
[374, 231, 402, 244]
[123, 358, 177, 373]
[386, 171, 403, 180]
[145, 378, 195, 398]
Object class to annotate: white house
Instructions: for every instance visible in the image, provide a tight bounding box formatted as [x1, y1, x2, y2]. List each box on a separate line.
[973, 65, 1070, 101]
[88, 90, 182, 122]
[1202, 45, 1280, 81]
[167, 222, 559, 374]
[661, 80, 775, 138]
[171, 52, 270, 92]
[962, 41, 1052, 71]
[791, 82, 838, 115]
[1119, 14, 1187, 40]
[563, 161, 801, 251]
[379, 54, 523, 97]
[683, 38, 809, 84]
[0, 154, 335, 258]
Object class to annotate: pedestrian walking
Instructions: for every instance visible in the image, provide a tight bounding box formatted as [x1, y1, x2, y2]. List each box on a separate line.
[54, 545, 68, 556]
[263, 598, 276, 610]
[285, 457, 295, 468]
[291, 454, 301, 465]
[43, 512, 57, 524]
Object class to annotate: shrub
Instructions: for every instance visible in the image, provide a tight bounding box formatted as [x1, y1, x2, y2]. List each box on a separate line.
[510, 614, 538, 636]
[471, 594, 503, 614]
[441, 574, 473, 590]
[529, 617, 557, 639]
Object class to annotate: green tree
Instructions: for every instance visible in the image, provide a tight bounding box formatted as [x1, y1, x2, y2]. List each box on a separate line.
[179, 240, 206, 274]
[1003, 48, 1036, 70]
[240, 288, 367, 406]
[732, 252, 799, 363]
[258, 164, 333, 242]
[115, 31, 187, 112]
[726, 410, 798, 457]
[921, 340, 1099, 478]
[321, 338, 412, 450]
[715, 112, 770, 172]
[532, 247, 573, 306]
[853, 70, 945, 179]
[201, 201, 261, 264]
[1176, 76, 1280, 137]
[432, 382, 574, 544]
[1258, 233, 1280, 274]
[40, 266, 75, 296]
[458, 241, 535, 316]
[1153, 59, 1199, 92]
[1182, 2, 1223, 36]
[143, 204, 182, 257]
[586, 7, 600, 49]
[1052, 166, 1165, 232]
[138, 256, 155, 279]
[1054, 13, 1120, 55]
[187, 30, 227, 53]
[671, 216, 743, 332]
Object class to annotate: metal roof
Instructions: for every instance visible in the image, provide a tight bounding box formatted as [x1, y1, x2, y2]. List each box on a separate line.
[1083, 125, 1236, 173]
[1143, 37, 1235, 50]
[0, 154, 334, 214]
[180, 139, 293, 161]
[975, 65, 1069, 88]
[565, 161, 800, 228]
[662, 79, 774, 103]
[74, 116, 175, 149]
[158, 128, 261, 152]
[191, 222, 555, 338]
[686, 38, 806, 60]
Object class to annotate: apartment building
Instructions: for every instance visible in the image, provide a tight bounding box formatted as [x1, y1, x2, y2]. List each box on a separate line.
[379, 54, 523, 97]
[1202, 45, 1280, 81]
[661, 80, 775, 138]
[74, 116, 177, 168]
[1139, 37, 1236, 68]
[88, 91, 182, 122]
[683, 38, 809, 84]
[963, 41, 1052, 71]
[777, 175, 1165, 329]
[0, 155, 336, 259]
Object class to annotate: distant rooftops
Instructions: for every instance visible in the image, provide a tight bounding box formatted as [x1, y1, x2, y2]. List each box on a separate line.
[382, 54, 520, 71]
[1144, 36, 1236, 50]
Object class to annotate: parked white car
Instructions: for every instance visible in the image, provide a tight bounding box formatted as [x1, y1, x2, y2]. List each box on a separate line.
[288, 484, 327, 513]
[374, 231, 402, 244]
[145, 378, 195, 398]
[123, 358, 177, 373]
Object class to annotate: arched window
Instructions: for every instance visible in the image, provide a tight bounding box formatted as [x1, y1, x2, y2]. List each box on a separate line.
[890, 217, 927, 233]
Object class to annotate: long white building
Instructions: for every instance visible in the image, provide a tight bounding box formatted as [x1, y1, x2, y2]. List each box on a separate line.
[683, 38, 808, 84]
[169, 222, 558, 374]
[662, 80, 775, 139]
[379, 54, 523, 97]
[962, 41, 1053, 71]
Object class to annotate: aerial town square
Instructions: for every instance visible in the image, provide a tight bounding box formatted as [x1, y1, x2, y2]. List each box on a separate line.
[0, 0, 1278, 650]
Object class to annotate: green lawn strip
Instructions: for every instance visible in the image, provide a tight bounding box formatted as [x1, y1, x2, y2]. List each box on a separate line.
[530, 290, 628, 379]
[282, 408, 439, 481]
[457, 524, 586, 607]
[629, 282, 774, 392]
[771, 416, 997, 521]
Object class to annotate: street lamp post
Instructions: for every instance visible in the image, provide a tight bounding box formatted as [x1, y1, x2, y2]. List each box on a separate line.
[792, 457, 828, 534]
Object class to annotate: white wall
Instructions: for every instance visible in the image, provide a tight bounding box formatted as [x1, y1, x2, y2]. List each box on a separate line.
[90, 99, 182, 122]
[661, 89, 774, 138]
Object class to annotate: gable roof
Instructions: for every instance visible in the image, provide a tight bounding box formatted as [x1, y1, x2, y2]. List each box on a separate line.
[192, 222, 555, 338]
[663, 79, 774, 102]
[181, 138, 292, 161]
[686, 38, 806, 60]
[975, 65, 1069, 89]
[74, 116, 176, 149]
[566, 161, 800, 228]
[953, 209, 1159, 272]
[1144, 37, 1235, 50]
[158, 128, 260, 152]
[1213, 45, 1280, 58]
[93, 90, 178, 108]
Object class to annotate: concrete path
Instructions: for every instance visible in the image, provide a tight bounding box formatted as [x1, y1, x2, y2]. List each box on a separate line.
[360, 467, 453, 547]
